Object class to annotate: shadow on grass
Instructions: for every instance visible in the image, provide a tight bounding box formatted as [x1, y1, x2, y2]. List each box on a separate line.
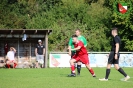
[60, 74, 86, 78]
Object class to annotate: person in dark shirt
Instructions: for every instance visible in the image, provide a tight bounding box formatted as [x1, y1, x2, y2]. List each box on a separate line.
[35, 40, 45, 68]
[99, 27, 130, 81]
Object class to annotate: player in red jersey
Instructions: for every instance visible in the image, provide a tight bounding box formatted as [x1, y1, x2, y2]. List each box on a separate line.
[68, 35, 96, 77]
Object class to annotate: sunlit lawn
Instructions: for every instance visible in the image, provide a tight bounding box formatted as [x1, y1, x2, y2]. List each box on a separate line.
[0, 67, 132, 88]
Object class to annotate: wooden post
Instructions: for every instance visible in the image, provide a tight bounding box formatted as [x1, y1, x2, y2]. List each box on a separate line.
[44, 32, 48, 68]
[18, 38, 19, 61]
[29, 42, 31, 62]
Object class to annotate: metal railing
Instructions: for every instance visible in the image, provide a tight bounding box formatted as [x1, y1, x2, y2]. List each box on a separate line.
[50, 52, 133, 54]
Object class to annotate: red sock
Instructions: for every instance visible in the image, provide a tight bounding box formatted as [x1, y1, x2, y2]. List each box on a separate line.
[89, 68, 95, 75]
[71, 65, 75, 73]
[7, 64, 10, 68]
[14, 63, 17, 68]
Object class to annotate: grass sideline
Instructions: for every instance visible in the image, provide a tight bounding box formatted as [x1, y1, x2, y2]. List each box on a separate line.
[0, 67, 132, 88]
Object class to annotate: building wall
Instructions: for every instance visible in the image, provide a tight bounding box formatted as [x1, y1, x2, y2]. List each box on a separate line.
[0, 38, 44, 64]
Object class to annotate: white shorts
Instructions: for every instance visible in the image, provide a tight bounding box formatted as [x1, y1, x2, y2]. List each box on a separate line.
[36, 55, 44, 64]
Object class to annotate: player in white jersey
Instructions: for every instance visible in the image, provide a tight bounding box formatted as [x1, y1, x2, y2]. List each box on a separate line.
[6, 47, 17, 69]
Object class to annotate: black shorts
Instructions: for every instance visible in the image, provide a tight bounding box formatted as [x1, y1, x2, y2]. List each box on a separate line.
[71, 51, 76, 58]
[108, 51, 120, 64]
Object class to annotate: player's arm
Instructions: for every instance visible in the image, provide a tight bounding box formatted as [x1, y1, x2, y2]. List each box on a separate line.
[68, 38, 73, 56]
[114, 43, 119, 60]
[12, 47, 16, 53]
[67, 46, 72, 56]
[115, 43, 119, 54]
[71, 41, 83, 51]
[35, 48, 37, 56]
[82, 36, 87, 47]
[114, 37, 120, 59]
[71, 46, 81, 51]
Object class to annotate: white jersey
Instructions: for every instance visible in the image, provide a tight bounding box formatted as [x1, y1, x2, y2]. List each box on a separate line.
[7, 51, 15, 60]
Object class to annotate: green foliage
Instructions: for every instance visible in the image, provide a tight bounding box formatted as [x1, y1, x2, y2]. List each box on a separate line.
[0, 0, 133, 51]
[125, 39, 133, 51]
[109, 0, 133, 51]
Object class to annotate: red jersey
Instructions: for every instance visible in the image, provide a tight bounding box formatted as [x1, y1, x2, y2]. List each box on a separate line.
[73, 41, 88, 55]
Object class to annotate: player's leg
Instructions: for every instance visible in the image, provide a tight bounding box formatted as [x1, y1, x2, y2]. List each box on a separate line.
[105, 64, 112, 79]
[77, 61, 81, 75]
[40, 55, 44, 68]
[68, 58, 77, 77]
[80, 54, 96, 77]
[13, 60, 17, 68]
[6, 60, 11, 69]
[85, 64, 96, 77]
[114, 58, 127, 77]
[114, 59, 130, 81]
[70, 59, 77, 73]
[38, 55, 42, 68]
[70, 51, 76, 74]
[99, 52, 114, 81]
[99, 63, 112, 81]
[36, 55, 39, 68]
[36, 61, 38, 68]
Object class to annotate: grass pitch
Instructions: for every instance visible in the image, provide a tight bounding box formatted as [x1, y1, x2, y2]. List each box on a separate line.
[0, 67, 132, 88]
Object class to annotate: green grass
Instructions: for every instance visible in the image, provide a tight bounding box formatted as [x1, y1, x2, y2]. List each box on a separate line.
[0, 67, 132, 88]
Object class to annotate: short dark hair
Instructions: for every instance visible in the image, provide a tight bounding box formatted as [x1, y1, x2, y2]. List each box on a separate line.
[75, 29, 81, 32]
[112, 27, 118, 33]
[72, 34, 78, 38]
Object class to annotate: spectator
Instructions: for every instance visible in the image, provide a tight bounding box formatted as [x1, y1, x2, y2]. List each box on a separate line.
[35, 40, 45, 68]
[4, 42, 8, 55]
[6, 47, 17, 69]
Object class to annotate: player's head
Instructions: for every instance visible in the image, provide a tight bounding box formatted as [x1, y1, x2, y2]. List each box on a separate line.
[111, 27, 118, 36]
[10, 47, 13, 51]
[75, 29, 81, 36]
[38, 39, 42, 44]
[72, 34, 78, 43]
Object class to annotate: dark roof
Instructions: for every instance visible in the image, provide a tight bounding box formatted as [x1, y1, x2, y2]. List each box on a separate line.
[0, 29, 52, 35]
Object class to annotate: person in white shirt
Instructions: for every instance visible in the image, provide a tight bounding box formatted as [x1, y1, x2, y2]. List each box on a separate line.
[6, 47, 17, 69]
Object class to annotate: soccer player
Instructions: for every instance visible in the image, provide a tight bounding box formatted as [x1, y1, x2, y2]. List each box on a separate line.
[6, 47, 17, 69]
[99, 27, 130, 81]
[68, 29, 87, 75]
[68, 35, 96, 77]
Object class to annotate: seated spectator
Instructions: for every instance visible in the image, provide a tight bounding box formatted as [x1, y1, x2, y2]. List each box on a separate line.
[0, 58, 6, 68]
[6, 47, 17, 69]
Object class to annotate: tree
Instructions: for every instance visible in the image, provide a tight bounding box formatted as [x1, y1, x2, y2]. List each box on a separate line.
[107, 0, 133, 51]
[0, 0, 133, 51]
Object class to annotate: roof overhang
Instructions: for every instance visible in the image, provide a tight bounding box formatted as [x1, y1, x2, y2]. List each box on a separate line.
[0, 29, 52, 38]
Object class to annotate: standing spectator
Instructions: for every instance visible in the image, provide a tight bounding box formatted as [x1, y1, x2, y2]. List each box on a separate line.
[68, 29, 87, 75]
[6, 47, 17, 69]
[35, 40, 45, 68]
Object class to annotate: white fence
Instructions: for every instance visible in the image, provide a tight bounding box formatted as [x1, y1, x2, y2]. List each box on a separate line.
[49, 52, 133, 67]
